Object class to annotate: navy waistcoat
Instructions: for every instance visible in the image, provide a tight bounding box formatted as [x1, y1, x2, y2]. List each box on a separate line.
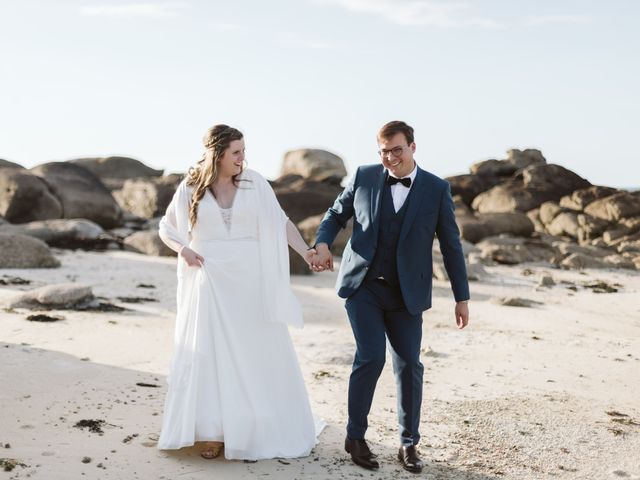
[365, 181, 412, 288]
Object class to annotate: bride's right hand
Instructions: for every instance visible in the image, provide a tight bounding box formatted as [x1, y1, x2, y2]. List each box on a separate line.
[180, 247, 204, 267]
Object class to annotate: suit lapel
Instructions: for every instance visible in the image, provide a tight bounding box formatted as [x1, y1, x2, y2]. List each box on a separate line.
[370, 166, 386, 230]
[399, 167, 427, 243]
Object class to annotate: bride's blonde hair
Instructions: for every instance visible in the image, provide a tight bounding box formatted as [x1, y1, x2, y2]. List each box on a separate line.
[186, 124, 244, 228]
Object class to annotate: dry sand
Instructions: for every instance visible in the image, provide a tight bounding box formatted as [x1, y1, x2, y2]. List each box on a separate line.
[1, 248, 639, 479]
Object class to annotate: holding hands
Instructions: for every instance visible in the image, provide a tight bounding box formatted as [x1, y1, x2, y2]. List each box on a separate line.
[306, 243, 333, 272]
[304, 248, 317, 268]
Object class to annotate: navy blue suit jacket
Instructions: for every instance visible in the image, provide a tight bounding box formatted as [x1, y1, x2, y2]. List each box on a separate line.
[315, 164, 470, 315]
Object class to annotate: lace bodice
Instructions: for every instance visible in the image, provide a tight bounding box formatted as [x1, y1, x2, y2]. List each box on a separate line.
[219, 207, 232, 233]
[190, 187, 258, 241]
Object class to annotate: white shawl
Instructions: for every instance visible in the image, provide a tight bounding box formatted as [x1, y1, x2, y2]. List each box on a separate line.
[158, 168, 303, 328]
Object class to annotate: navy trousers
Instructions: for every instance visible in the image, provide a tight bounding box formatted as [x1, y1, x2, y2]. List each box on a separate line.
[344, 278, 424, 446]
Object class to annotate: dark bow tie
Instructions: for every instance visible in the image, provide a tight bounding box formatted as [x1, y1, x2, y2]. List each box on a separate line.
[387, 176, 411, 188]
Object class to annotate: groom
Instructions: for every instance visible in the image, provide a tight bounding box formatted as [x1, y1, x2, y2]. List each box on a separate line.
[312, 121, 470, 473]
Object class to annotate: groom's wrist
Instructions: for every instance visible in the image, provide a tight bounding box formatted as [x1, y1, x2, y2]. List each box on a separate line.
[315, 243, 330, 253]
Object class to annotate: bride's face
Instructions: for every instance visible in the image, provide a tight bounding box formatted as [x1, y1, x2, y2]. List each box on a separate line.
[217, 139, 245, 177]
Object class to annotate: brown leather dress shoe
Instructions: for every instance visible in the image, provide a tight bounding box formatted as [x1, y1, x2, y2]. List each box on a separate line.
[344, 437, 379, 470]
[398, 445, 423, 473]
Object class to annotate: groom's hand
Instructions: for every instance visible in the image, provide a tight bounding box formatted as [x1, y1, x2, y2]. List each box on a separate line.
[455, 301, 469, 329]
[313, 243, 334, 272]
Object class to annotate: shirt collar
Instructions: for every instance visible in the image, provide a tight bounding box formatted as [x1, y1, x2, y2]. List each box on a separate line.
[387, 162, 418, 181]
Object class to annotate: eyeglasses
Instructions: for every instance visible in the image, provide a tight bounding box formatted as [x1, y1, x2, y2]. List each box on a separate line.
[378, 146, 405, 158]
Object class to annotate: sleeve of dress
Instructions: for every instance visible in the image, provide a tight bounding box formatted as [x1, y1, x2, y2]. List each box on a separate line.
[252, 169, 304, 328]
[158, 180, 191, 254]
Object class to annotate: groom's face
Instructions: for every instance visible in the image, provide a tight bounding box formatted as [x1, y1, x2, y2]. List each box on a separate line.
[378, 132, 416, 178]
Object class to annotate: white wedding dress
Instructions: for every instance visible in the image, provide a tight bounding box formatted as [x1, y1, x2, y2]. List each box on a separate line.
[157, 171, 324, 459]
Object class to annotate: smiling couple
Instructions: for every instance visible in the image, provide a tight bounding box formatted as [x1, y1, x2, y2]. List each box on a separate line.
[157, 120, 470, 474]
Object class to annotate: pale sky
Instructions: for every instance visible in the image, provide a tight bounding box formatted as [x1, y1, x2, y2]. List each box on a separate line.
[1, 0, 639, 187]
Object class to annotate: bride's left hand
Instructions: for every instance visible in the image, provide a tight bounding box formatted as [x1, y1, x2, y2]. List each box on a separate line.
[304, 248, 318, 269]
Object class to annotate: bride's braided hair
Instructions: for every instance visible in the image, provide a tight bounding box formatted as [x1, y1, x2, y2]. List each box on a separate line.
[186, 124, 244, 229]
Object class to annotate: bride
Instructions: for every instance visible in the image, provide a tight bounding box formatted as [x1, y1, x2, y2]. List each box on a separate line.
[157, 124, 324, 460]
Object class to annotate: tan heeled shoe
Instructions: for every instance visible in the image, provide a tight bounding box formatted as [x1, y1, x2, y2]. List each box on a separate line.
[200, 441, 224, 459]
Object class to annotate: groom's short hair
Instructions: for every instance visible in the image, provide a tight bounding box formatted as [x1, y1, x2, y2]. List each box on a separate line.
[377, 121, 414, 145]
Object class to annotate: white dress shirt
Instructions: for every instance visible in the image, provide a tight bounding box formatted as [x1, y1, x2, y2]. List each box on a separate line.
[388, 163, 417, 212]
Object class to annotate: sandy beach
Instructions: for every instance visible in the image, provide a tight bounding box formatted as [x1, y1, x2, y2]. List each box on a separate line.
[1, 249, 639, 479]
[3, 0, 640, 477]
